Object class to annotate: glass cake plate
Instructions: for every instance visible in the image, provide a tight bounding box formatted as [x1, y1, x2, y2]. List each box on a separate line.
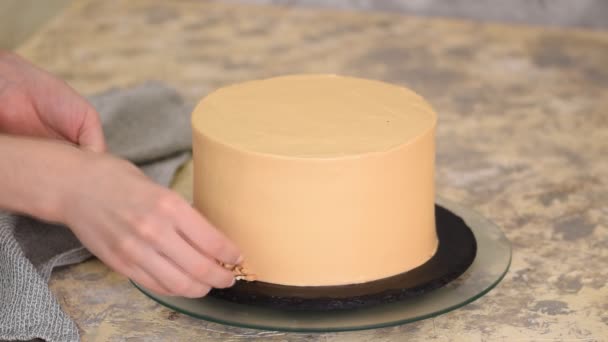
[132, 197, 511, 332]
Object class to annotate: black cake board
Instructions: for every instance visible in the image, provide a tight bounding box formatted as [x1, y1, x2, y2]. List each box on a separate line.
[209, 205, 477, 311]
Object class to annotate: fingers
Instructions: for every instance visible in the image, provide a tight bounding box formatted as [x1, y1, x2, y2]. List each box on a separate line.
[129, 267, 173, 297]
[159, 229, 235, 289]
[136, 246, 211, 298]
[118, 209, 225, 297]
[173, 200, 242, 266]
[92, 242, 174, 297]
[60, 153, 240, 298]
[117, 190, 239, 297]
[104, 229, 221, 297]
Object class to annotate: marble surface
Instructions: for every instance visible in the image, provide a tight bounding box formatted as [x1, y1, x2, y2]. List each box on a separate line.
[17, 0, 608, 340]
[228, 0, 608, 29]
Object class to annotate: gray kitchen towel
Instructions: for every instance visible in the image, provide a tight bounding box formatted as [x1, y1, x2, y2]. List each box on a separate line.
[0, 81, 193, 342]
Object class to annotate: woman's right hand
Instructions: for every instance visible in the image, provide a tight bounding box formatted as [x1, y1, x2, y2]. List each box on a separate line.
[59, 150, 241, 298]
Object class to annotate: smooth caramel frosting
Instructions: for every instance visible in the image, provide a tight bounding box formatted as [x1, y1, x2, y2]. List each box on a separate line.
[192, 74, 438, 286]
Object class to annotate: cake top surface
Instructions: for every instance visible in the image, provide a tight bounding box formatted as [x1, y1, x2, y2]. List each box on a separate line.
[192, 74, 436, 158]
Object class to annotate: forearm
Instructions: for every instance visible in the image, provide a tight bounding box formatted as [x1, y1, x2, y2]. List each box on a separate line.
[0, 134, 83, 222]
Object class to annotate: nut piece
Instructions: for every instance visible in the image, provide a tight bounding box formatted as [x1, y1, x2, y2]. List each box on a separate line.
[219, 262, 256, 282]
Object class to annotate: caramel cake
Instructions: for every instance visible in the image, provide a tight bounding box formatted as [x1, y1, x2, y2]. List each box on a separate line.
[192, 74, 438, 288]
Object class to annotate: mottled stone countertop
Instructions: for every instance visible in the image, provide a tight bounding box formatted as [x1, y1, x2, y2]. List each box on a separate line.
[17, 0, 607, 340]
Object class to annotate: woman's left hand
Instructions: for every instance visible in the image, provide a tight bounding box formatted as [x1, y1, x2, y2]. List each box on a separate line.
[0, 51, 106, 152]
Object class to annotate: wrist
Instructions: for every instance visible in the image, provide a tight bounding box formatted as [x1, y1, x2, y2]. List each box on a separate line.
[40, 143, 90, 224]
[0, 135, 86, 224]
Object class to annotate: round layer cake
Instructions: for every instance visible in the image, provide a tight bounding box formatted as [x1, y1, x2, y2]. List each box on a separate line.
[192, 74, 438, 287]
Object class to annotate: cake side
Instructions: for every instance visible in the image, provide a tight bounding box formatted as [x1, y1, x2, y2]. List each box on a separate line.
[192, 74, 438, 286]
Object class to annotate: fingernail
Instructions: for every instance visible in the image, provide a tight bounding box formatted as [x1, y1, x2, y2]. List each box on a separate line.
[236, 255, 244, 265]
[230, 277, 236, 287]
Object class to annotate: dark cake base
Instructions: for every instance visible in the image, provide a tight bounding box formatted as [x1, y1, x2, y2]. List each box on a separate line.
[209, 205, 477, 311]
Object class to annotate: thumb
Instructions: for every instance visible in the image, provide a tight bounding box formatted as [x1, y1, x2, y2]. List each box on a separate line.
[78, 107, 107, 153]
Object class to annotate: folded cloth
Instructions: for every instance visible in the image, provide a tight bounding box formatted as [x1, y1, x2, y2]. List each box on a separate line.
[0, 82, 192, 342]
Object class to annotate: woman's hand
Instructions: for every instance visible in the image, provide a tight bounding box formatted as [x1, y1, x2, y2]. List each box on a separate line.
[0, 135, 240, 298]
[61, 151, 241, 298]
[0, 51, 105, 152]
